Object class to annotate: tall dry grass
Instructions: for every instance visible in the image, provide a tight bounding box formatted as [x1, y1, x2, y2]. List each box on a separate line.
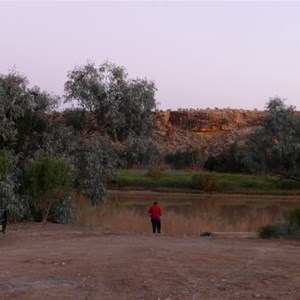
[77, 203, 150, 233]
[75, 191, 290, 236]
[76, 201, 286, 236]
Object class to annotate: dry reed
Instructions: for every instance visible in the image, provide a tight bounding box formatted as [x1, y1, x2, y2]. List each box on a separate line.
[75, 191, 289, 236]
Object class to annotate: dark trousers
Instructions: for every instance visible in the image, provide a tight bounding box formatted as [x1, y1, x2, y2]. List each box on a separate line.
[0, 220, 7, 234]
[0, 209, 8, 234]
[151, 218, 161, 234]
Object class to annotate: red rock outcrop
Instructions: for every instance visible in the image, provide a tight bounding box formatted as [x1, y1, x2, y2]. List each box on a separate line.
[48, 109, 267, 159]
[154, 109, 265, 157]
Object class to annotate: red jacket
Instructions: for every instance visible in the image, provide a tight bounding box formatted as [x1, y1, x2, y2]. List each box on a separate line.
[148, 205, 162, 220]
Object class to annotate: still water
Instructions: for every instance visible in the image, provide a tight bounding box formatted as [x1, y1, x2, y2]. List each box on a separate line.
[107, 190, 300, 234]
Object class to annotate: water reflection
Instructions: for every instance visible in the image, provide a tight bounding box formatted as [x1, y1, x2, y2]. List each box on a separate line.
[108, 191, 300, 233]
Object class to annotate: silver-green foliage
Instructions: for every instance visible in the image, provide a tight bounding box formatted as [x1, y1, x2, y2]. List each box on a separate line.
[0, 69, 118, 221]
[259, 207, 300, 239]
[34, 126, 117, 205]
[64, 61, 157, 141]
[123, 136, 160, 167]
[0, 71, 59, 149]
[0, 150, 11, 181]
[33, 125, 78, 160]
[243, 97, 300, 179]
[0, 71, 29, 146]
[73, 140, 117, 205]
[32, 118, 117, 206]
[49, 194, 77, 224]
[0, 70, 60, 220]
[0, 151, 29, 220]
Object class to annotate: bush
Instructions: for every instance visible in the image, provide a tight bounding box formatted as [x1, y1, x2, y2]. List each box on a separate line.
[165, 148, 200, 169]
[146, 166, 165, 178]
[204, 144, 246, 173]
[48, 194, 77, 224]
[276, 179, 300, 190]
[123, 137, 160, 168]
[259, 224, 278, 239]
[289, 207, 300, 227]
[259, 206, 300, 239]
[191, 173, 220, 191]
[28, 157, 74, 222]
[200, 231, 213, 237]
[275, 223, 300, 238]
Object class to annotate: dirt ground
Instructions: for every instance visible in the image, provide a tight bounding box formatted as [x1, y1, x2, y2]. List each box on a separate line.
[0, 223, 300, 300]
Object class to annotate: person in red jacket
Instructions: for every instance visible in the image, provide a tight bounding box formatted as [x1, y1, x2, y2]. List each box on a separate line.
[148, 202, 162, 234]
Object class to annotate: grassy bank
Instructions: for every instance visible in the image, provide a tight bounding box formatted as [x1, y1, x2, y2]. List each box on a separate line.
[110, 169, 300, 195]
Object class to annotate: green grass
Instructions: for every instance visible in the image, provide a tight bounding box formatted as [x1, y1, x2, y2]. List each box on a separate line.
[110, 169, 300, 195]
[116, 169, 192, 190]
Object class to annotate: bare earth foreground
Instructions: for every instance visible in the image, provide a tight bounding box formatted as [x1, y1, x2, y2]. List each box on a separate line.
[0, 223, 300, 300]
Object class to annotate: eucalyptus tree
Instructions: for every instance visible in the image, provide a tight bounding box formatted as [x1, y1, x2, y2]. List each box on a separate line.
[243, 97, 300, 180]
[15, 88, 59, 158]
[0, 71, 29, 148]
[123, 136, 160, 167]
[0, 70, 59, 219]
[0, 70, 59, 152]
[64, 61, 157, 141]
[0, 69, 118, 221]
[63, 108, 88, 131]
[0, 71, 34, 219]
[0, 150, 12, 208]
[72, 139, 117, 205]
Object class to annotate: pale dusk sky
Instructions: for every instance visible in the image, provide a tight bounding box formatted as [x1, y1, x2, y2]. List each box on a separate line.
[1, 1, 300, 110]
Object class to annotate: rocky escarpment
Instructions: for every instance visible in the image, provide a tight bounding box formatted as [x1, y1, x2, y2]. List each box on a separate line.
[154, 109, 265, 157]
[49, 109, 266, 159]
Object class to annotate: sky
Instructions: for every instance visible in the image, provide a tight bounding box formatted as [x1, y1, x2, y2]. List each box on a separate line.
[1, 1, 300, 111]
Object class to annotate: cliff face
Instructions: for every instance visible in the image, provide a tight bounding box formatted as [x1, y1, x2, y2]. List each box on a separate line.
[154, 109, 265, 157]
[49, 109, 266, 159]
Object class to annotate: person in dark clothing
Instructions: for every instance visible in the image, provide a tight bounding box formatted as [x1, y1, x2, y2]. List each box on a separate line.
[0, 209, 8, 234]
[148, 202, 162, 234]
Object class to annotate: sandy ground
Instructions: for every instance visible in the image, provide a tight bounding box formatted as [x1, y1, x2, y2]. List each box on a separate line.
[0, 223, 300, 300]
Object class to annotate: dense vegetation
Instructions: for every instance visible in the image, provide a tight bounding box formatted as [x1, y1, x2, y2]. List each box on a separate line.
[0, 63, 158, 222]
[243, 98, 300, 181]
[64, 61, 157, 142]
[113, 169, 300, 194]
[1, 63, 300, 225]
[204, 144, 246, 173]
[165, 148, 200, 169]
[28, 157, 74, 222]
[259, 207, 300, 239]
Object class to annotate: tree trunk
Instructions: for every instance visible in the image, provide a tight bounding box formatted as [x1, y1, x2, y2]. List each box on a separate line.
[42, 201, 53, 223]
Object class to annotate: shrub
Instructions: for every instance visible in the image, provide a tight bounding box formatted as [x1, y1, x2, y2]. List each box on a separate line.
[48, 194, 77, 224]
[146, 166, 165, 178]
[259, 207, 300, 239]
[200, 231, 213, 237]
[0, 152, 29, 220]
[276, 179, 300, 190]
[165, 148, 200, 169]
[259, 224, 277, 239]
[28, 157, 74, 222]
[204, 144, 246, 173]
[275, 223, 300, 238]
[123, 137, 160, 168]
[191, 173, 220, 191]
[288, 207, 300, 227]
